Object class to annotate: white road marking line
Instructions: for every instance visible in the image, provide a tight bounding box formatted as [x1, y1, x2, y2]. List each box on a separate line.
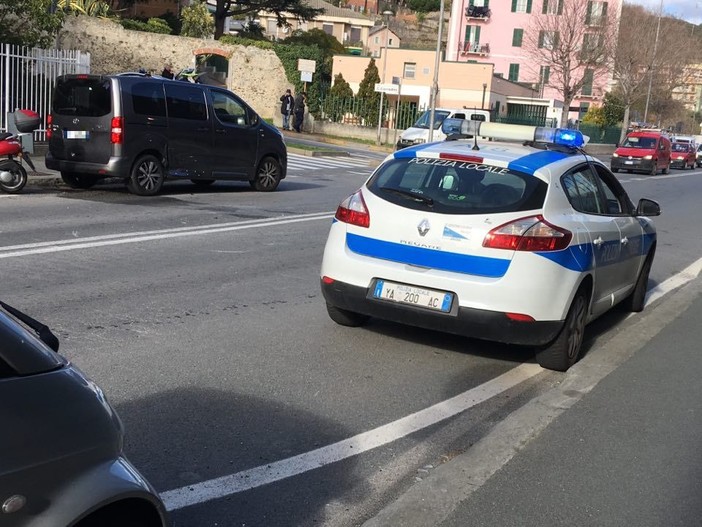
[623, 171, 701, 182]
[161, 363, 543, 511]
[0, 212, 334, 259]
[645, 256, 702, 306]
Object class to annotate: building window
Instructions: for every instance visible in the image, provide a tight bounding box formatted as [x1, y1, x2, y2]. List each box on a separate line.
[403, 62, 416, 79]
[542, 0, 563, 14]
[586, 1, 608, 25]
[389, 38, 393, 45]
[579, 102, 590, 119]
[267, 19, 277, 34]
[539, 65, 550, 85]
[511, 0, 532, 13]
[374, 36, 379, 44]
[538, 30, 559, 49]
[349, 26, 361, 42]
[322, 23, 334, 35]
[469, 0, 489, 6]
[508, 63, 520, 82]
[581, 69, 594, 96]
[512, 28, 523, 47]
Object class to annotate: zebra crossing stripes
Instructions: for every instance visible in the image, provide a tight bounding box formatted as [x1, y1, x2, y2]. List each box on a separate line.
[286, 153, 374, 172]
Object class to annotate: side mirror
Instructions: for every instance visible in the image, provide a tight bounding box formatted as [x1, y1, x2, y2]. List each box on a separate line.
[636, 198, 661, 217]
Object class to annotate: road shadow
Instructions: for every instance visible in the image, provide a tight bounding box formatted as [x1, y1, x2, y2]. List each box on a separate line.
[116, 387, 368, 526]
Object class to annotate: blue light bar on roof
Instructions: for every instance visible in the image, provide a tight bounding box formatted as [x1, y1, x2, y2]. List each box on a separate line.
[441, 119, 588, 148]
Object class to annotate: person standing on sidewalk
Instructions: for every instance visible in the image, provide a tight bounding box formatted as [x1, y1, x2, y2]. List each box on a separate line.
[293, 91, 306, 133]
[279, 89, 294, 130]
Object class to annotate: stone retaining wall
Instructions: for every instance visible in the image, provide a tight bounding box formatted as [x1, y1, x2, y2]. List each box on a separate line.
[56, 16, 290, 118]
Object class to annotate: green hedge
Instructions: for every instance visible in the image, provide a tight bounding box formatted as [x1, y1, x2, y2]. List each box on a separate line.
[118, 17, 172, 34]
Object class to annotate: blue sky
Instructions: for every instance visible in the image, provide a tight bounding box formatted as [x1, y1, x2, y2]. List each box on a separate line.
[627, 0, 702, 24]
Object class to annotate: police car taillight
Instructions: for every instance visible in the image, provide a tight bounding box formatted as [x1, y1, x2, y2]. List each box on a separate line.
[335, 190, 370, 228]
[483, 215, 571, 251]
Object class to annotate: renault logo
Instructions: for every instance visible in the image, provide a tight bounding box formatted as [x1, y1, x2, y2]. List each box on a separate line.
[417, 219, 430, 237]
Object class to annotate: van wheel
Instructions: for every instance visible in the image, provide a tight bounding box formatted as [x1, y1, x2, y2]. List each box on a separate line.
[649, 163, 657, 176]
[251, 156, 281, 192]
[535, 287, 589, 372]
[61, 172, 97, 189]
[128, 155, 164, 196]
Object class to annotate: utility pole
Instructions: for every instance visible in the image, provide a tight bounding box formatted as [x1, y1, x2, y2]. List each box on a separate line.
[643, 0, 663, 125]
[427, 0, 445, 143]
[376, 11, 394, 146]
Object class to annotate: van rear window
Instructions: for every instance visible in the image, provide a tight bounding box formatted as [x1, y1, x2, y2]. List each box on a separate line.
[53, 78, 111, 117]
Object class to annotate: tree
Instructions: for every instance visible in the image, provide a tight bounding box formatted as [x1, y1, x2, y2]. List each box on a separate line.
[601, 92, 624, 127]
[181, 1, 214, 38]
[281, 28, 346, 84]
[523, 0, 618, 127]
[0, 0, 64, 47]
[330, 73, 353, 98]
[357, 58, 380, 126]
[211, 0, 323, 40]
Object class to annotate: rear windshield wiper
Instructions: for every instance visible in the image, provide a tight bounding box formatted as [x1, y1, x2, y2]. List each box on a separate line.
[0, 301, 60, 352]
[379, 187, 434, 206]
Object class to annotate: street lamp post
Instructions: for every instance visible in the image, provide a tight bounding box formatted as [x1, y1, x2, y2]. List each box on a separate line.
[427, 0, 445, 143]
[481, 82, 487, 109]
[376, 11, 394, 146]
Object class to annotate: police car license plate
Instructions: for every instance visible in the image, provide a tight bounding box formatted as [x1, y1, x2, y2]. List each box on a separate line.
[65, 130, 88, 139]
[373, 280, 453, 312]
[624, 160, 633, 165]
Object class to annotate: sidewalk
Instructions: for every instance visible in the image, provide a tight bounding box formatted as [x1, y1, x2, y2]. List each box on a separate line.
[364, 278, 702, 526]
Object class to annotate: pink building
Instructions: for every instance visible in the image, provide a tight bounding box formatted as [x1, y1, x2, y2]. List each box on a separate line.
[445, 0, 622, 123]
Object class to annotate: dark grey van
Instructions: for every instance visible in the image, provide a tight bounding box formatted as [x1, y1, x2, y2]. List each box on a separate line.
[46, 74, 287, 196]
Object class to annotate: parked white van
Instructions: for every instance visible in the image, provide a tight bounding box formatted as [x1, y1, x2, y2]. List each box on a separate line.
[396, 108, 490, 150]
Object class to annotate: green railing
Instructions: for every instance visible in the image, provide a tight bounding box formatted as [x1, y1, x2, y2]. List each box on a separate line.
[316, 95, 427, 130]
[576, 123, 622, 145]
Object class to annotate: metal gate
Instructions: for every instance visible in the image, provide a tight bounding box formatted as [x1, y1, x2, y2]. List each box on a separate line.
[1, 43, 90, 141]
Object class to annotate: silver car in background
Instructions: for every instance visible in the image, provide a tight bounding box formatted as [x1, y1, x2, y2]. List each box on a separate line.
[0, 301, 168, 527]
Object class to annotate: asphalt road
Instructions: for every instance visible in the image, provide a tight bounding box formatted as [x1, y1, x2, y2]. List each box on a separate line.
[2, 145, 701, 526]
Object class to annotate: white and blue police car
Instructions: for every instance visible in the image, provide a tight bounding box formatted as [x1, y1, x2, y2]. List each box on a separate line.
[320, 120, 661, 371]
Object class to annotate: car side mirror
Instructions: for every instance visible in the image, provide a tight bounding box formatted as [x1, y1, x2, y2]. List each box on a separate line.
[636, 198, 661, 217]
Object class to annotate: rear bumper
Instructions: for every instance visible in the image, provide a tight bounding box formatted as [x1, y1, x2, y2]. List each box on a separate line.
[45, 152, 130, 179]
[321, 278, 562, 346]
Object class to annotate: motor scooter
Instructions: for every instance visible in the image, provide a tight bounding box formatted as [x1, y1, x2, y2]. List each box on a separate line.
[0, 110, 40, 194]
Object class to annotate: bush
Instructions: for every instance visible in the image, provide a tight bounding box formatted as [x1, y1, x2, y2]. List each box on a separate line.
[146, 18, 172, 34]
[180, 2, 214, 38]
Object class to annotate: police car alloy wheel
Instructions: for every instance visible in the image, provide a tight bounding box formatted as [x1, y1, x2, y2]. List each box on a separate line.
[320, 120, 661, 372]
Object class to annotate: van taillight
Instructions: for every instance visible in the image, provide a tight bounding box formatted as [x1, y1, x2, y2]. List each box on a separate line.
[46, 114, 53, 140]
[111, 117, 123, 144]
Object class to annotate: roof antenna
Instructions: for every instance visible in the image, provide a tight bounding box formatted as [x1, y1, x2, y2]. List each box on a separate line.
[472, 132, 480, 151]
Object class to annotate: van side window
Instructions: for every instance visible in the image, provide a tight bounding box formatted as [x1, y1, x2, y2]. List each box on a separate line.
[211, 90, 248, 126]
[164, 84, 207, 121]
[132, 82, 166, 117]
[470, 113, 486, 121]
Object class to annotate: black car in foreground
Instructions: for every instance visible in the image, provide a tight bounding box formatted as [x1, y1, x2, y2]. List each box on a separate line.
[0, 301, 168, 527]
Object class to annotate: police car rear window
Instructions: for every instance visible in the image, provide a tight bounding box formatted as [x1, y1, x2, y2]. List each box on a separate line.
[53, 78, 112, 117]
[367, 157, 546, 214]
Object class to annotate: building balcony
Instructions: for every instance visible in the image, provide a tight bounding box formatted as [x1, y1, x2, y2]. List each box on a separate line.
[460, 42, 490, 56]
[465, 5, 491, 19]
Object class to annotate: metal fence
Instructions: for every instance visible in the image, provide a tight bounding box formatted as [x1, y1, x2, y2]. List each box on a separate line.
[1, 43, 91, 141]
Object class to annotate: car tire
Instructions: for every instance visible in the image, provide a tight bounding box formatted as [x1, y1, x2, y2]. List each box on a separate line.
[128, 154, 165, 196]
[251, 156, 282, 192]
[611, 167, 619, 173]
[621, 251, 654, 313]
[535, 286, 589, 372]
[326, 303, 369, 327]
[60, 172, 97, 189]
[191, 179, 215, 187]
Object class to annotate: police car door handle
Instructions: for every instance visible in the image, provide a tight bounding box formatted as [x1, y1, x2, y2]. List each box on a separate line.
[593, 236, 604, 247]
[621, 236, 629, 245]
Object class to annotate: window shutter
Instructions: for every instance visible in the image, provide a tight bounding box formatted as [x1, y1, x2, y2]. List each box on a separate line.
[586, 1, 593, 24]
[602, 2, 608, 19]
[557, 0, 563, 14]
[526, 0, 532, 13]
[542, 0, 548, 14]
[464, 25, 471, 43]
[475, 25, 481, 44]
[554, 31, 560, 47]
[512, 28, 523, 47]
[538, 30, 544, 48]
[509, 63, 520, 81]
[469, 0, 474, 6]
[484, 0, 489, 6]
[511, 0, 517, 12]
